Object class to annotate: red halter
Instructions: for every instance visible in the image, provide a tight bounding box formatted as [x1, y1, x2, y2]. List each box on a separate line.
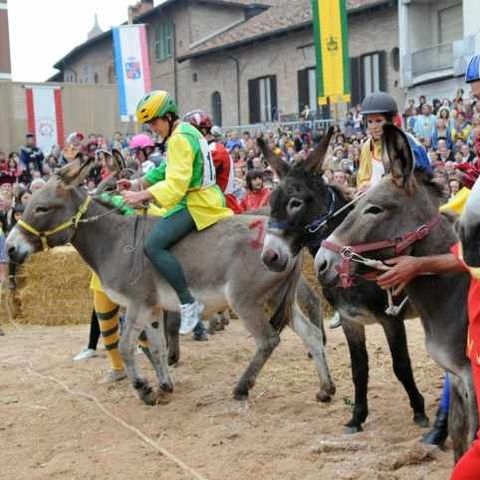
[322, 215, 443, 288]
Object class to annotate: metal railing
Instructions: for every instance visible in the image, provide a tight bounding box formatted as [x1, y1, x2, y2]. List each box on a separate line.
[223, 119, 336, 136]
[411, 43, 453, 77]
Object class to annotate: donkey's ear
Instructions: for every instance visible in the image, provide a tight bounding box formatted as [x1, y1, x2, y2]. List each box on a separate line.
[257, 137, 290, 178]
[303, 126, 335, 173]
[111, 148, 127, 174]
[383, 124, 414, 189]
[57, 153, 95, 189]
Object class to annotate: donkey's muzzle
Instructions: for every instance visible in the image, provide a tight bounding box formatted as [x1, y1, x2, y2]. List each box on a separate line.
[262, 248, 288, 272]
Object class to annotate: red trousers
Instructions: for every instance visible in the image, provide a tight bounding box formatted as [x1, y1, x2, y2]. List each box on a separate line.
[451, 360, 480, 479]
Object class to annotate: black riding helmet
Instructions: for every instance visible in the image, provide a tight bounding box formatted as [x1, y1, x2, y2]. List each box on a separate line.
[360, 91, 398, 117]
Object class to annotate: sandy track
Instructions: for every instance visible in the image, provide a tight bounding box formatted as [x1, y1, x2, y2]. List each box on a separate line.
[0, 319, 452, 479]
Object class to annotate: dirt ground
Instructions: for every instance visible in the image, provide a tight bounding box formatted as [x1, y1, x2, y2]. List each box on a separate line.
[0, 318, 454, 480]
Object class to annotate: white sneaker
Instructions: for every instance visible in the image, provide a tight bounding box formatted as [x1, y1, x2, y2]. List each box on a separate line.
[73, 347, 97, 361]
[104, 369, 127, 383]
[179, 301, 205, 335]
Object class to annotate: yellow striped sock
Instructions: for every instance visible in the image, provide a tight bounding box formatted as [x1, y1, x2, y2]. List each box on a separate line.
[94, 291, 124, 371]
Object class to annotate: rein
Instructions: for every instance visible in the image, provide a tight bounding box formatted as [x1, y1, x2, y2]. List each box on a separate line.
[322, 213, 442, 281]
[321, 214, 443, 316]
[16, 195, 124, 251]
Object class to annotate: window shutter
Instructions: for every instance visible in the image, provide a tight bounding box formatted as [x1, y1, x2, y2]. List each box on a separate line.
[298, 69, 309, 114]
[270, 75, 278, 121]
[248, 79, 260, 123]
[379, 51, 387, 92]
[350, 57, 362, 106]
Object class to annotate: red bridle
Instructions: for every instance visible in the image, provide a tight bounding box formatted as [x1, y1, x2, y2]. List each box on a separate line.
[322, 215, 443, 288]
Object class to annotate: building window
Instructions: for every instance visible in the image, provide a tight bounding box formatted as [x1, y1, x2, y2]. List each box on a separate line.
[361, 51, 386, 97]
[155, 22, 174, 62]
[211, 91, 222, 126]
[297, 67, 317, 114]
[248, 75, 277, 123]
[94, 73, 99, 84]
[438, 3, 463, 44]
[108, 64, 116, 84]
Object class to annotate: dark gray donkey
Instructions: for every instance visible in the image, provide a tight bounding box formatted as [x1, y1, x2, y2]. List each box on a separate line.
[316, 124, 476, 460]
[6, 157, 335, 406]
[258, 129, 428, 434]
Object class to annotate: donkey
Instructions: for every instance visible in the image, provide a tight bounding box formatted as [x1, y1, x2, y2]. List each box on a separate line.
[316, 124, 476, 459]
[6, 157, 335, 406]
[258, 130, 428, 433]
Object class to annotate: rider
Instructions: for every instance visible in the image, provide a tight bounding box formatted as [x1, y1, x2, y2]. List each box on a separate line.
[119, 90, 233, 334]
[183, 110, 242, 214]
[129, 133, 156, 174]
[357, 91, 431, 191]
[377, 54, 480, 479]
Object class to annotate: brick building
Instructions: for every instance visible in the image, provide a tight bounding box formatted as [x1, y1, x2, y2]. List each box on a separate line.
[51, 0, 401, 126]
[0, 0, 12, 81]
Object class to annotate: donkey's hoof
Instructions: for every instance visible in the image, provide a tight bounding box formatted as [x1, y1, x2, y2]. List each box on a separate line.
[233, 387, 249, 401]
[155, 390, 172, 405]
[142, 391, 157, 406]
[413, 412, 430, 428]
[316, 383, 336, 402]
[160, 381, 174, 393]
[344, 424, 363, 434]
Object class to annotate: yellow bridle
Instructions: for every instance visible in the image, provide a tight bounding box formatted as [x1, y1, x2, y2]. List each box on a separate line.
[16, 196, 92, 251]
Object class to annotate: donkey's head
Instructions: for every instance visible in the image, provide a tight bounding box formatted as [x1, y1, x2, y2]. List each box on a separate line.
[315, 125, 449, 286]
[459, 176, 480, 267]
[7, 154, 95, 264]
[259, 127, 337, 272]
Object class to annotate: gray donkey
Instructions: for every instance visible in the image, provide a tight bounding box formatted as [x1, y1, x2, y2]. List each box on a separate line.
[316, 125, 476, 460]
[258, 131, 428, 434]
[6, 157, 335, 406]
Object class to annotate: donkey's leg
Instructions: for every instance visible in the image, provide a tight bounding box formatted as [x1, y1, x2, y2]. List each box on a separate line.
[342, 319, 369, 433]
[164, 311, 180, 366]
[119, 305, 157, 406]
[449, 373, 470, 462]
[459, 365, 479, 447]
[296, 277, 323, 331]
[144, 312, 174, 396]
[232, 305, 280, 400]
[381, 317, 429, 427]
[290, 304, 335, 402]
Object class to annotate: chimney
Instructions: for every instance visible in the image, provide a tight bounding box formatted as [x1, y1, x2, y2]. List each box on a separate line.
[0, 0, 12, 81]
[128, 0, 153, 23]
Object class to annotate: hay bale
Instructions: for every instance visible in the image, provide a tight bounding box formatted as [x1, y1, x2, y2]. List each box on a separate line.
[302, 251, 334, 320]
[7, 246, 92, 326]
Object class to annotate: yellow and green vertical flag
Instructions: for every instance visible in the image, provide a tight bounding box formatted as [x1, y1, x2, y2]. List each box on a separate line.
[312, 0, 351, 105]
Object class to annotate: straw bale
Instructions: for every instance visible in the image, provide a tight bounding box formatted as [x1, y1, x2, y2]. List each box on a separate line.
[302, 250, 334, 320]
[6, 246, 92, 326]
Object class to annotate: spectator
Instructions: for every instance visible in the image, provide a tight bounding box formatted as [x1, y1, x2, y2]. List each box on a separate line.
[432, 118, 453, 150]
[414, 104, 436, 139]
[452, 112, 472, 143]
[239, 169, 271, 212]
[19, 133, 44, 179]
[226, 131, 243, 152]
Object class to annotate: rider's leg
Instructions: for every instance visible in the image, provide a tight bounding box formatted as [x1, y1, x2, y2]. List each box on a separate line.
[144, 208, 203, 334]
[93, 290, 125, 379]
[423, 373, 449, 445]
[450, 362, 480, 479]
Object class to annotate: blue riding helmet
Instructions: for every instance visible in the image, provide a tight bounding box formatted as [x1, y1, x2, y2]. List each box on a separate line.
[466, 54, 480, 83]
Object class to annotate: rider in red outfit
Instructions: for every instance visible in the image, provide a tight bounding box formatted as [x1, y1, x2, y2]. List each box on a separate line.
[183, 110, 242, 214]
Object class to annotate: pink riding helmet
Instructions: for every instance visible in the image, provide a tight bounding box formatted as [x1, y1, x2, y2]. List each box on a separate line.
[129, 133, 155, 150]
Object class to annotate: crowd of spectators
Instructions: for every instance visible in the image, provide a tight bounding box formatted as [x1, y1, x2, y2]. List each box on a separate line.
[0, 88, 479, 292]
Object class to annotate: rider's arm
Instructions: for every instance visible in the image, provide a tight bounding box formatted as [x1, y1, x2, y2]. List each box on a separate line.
[376, 253, 466, 290]
[146, 135, 194, 208]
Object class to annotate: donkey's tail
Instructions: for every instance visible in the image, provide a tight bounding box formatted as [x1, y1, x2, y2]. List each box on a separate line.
[269, 254, 303, 333]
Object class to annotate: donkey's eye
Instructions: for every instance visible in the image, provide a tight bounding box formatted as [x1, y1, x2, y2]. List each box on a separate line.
[288, 198, 303, 211]
[364, 205, 383, 215]
[35, 206, 50, 214]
